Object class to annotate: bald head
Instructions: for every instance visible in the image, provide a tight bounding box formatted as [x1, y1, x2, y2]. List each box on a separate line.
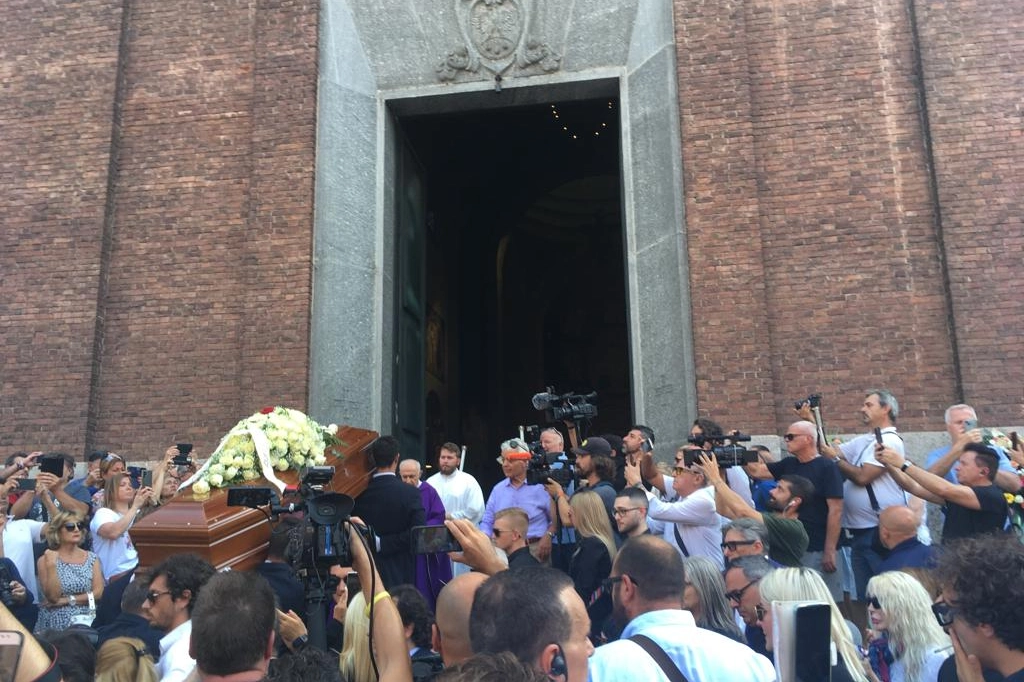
[399, 459, 422, 486]
[433, 572, 488, 666]
[879, 505, 919, 548]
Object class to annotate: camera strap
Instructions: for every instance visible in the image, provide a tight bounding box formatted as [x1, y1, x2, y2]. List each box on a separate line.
[672, 525, 690, 557]
[629, 634, 689, 682]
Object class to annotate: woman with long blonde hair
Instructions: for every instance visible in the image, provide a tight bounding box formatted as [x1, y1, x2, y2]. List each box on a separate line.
[567, 489, 616, 638]
[758, 567, 870, 682]
[864, 571, 950, 682]
[339, 591, 375, 682]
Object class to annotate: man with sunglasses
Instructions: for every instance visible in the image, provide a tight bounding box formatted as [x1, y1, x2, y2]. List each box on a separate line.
[724, 555, 776, 658]
[144, 552, 216, 682]
[589, 536, 775, 682]
[492, 507, 539, 570]
[743, 420, 844, 601]
[934, 534, 1024, 682]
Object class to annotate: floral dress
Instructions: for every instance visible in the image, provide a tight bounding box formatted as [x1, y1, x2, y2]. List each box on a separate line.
[35, 552, 97, 632]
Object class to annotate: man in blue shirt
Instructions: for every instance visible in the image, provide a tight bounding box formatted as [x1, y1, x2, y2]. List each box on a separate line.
[589, 536, 775, 682]
[925, 404, 1019, 492]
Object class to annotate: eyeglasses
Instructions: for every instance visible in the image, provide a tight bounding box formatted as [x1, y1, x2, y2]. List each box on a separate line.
[932, 601, 956, 628]
[613, 507, 642, 516]
[783, 434, 804, 441]
[725, 579, 760, 603]
[755, 604, 767, 622]
[491, 528, 511, 537]
[721, 539, 758, 552]
[601, 574, 639, 593]
[867, 595, 882, 610]
[145, 590, 172, 604]
[672, 466, 700, 476]
[62, 522, 86, 532]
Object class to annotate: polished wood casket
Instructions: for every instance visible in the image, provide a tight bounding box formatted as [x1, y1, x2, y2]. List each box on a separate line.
[131, 425, 378, 571]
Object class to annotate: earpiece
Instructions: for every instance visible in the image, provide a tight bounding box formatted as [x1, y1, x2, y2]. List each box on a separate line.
[549, 644, 567, 678]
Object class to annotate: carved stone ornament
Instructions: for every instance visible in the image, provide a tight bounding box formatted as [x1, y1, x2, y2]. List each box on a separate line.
[437, 0, 561, 82]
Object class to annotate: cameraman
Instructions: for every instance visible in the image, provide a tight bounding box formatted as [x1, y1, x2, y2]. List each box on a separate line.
[545, 437, 618, 541]
[480, 439, 554, 564]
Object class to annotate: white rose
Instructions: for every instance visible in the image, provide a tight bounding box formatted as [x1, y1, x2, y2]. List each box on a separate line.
[208, 473, 224, 487]
[275, 459, 290, 472]
[293, 455, 306, 467]
[209, 463, 225, 475]
[242, 468, 260, 481]
[326, 424, 338, 435]
[192, 480, 211, 495]
[241, 440, 255, 456]
[224, 466, 239, 480]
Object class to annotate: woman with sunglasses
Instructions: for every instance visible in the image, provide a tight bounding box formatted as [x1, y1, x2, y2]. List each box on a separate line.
[35, 509, 104, 632]
[864, 571, 950, 682]
[757, 567, 871, 682]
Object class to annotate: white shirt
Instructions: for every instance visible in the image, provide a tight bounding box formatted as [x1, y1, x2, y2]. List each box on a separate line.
[838, 429, 908, 528]
[645, 482, 724, 570]
[425, 469, 484, 524]
[2, 519, 45, 603]
[158, 619, 196, 682]
[90, 507, 139, 580]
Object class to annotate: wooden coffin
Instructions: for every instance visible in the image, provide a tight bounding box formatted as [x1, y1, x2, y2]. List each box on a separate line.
[131, 425, 378, 571]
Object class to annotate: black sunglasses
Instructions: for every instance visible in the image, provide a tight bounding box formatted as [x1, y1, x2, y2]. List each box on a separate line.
[755, 604, 767, 621]
[932, 601, 956, 628]
[867, 595, 882, 610]
[62, 522, 86, 532]
[725, 579, 759, 603]
[721, 539, 758, 552]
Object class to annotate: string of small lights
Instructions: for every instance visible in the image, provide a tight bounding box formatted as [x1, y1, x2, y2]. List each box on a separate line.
[549, 100, 615, 141]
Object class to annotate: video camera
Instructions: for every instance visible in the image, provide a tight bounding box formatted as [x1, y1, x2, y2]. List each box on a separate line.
[531, 387, 598, 424]
[525, 451, 575, 487]
[227, 466, 359, 570]
[684, 431, 760, 468]
[0, 563, 15, 608]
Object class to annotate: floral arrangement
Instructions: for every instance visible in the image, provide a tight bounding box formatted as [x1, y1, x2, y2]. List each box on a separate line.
[185, 407, 339, 495]
[981, 428, 1014, 452]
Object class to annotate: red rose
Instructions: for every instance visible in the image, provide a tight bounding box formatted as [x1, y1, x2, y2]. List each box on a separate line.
[260, 406, 275, 414]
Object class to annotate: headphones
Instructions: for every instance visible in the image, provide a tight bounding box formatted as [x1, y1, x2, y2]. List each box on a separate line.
[549, 643, 567, 678]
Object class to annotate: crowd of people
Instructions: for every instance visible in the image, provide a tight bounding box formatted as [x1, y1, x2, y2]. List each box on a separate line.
[2, 390, 1024, 682]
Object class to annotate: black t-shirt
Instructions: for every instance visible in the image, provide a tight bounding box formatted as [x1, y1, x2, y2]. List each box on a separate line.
[941, 484, 1008, 544]
[767, 456, 844, 551]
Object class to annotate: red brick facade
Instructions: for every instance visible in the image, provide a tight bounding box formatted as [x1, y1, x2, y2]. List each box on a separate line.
[1, 1, 1019, 459]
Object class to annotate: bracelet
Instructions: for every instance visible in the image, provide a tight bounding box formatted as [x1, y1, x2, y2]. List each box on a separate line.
[364, 590, 391, 618]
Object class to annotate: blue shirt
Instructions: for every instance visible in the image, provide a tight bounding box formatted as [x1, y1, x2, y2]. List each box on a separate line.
[480, 478, 552, 538]
[924, 444, 1015, 484]
[589, 609, 775, 682]
[876, 537, 934, 573]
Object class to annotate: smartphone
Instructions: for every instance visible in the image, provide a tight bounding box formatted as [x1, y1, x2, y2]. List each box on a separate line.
[127, 466, 143, 489]
[39, 457, 64, 478]
[793, 603, 832, 682]
[963, 419, 978, 432]
[1012, 432, 1020, 450]
[173, 443, 194, 467]
[0, 630, 24, 682]
[641, 438, 653, 454]
[226, 487, 273, 508]
[176, 443, 194, 456]
[142, 469, 153, 488]
[15, 479, 36, 492]
[345, 572, 361, 605]
[873, 427, 883, 446]
[411, 525, 462, 555]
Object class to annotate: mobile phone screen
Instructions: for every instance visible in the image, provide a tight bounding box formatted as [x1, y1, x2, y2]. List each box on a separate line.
[39, 457, 64, 478]
[0, 630, 24, 682]
[411, 525, 461, 554]
[794, 604, 832, 682]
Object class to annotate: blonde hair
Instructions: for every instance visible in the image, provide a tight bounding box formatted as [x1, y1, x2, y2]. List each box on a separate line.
[43, 510, 86, 550]
[494, 507, 529, 537]
[866, 572, 950, 682]
[568, 490, 616, 562]
[95, 637, 158, 682]
[759, 567, 868, 682]
[340, 592, 376, 682]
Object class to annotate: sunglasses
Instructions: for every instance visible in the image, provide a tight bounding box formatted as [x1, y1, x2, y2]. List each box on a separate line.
[491, 528, 511, 537]
[755, 604, 767, 622]
[725, 579, 760, 603]
[783, 433, 804, 441]
[932, 601, 956, 628]
[672, 466, 700, 476]
[145, 589, 172, 604]
[867, 595, 882, 610]
[104, 453, 125, 462]
[721, 539, 758, 552]
[62, 522, 86, 532]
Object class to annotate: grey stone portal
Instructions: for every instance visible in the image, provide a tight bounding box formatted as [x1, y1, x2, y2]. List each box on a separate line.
[309, 0, 697, 449]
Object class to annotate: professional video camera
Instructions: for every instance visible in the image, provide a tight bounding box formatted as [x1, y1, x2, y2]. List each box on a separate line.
[227, 466, 356, 570]
[525, 451, 575, 487]
[531, 387, 598, 424]
[684, 431, 760, 468]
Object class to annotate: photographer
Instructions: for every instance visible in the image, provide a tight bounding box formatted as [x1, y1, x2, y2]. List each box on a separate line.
[150, 444, 199, 506]
[544, 437, 618, 540]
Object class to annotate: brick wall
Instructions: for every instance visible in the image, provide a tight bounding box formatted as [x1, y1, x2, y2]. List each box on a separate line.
[674, 0, 1021, 434]
[0, 0, 318, 461]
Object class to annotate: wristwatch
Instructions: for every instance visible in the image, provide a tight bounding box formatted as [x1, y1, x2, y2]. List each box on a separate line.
[900, 461, 913, 472]
[291, 634, 309, 651]
[67, 594, 76, 606]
